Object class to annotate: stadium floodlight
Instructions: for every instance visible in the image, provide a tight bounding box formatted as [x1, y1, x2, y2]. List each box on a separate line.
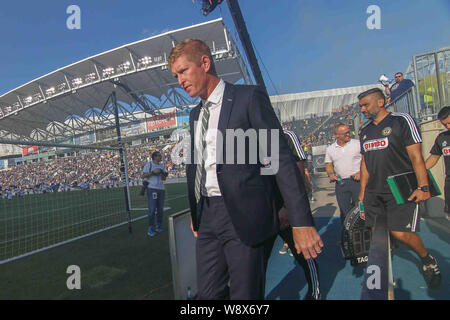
[57, 83, 67, 92]
[102, 67, 115, 78]
[84, 73, 96, 83]
[72, 77, 83, 87]
[32, 93, 42, 102]
[137, 56, 152, 68]
[117, 61, 131, 73]
[45, 87, 56, 96]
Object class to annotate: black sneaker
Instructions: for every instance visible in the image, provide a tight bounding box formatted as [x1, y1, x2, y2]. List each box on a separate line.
[304, 291, 322, 300]
[422, 256, 441, 289]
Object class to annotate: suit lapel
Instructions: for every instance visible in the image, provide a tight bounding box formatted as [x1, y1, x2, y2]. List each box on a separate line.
[190, 101, 202, 135]
[217, 82, 235, 134]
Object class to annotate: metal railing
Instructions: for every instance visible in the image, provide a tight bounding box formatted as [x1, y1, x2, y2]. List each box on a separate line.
[404, 48, 450, 121]
[386, 86, 418, 117]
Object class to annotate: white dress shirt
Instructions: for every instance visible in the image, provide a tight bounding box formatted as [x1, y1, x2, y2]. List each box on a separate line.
[325, 138, 361, 179]
[194, 79, 225, 197]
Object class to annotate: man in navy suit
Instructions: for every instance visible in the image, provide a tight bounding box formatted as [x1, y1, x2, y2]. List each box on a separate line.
[169, 39, 323, 299]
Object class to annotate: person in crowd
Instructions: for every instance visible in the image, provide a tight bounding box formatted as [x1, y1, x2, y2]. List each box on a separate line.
[384, 72, 415, 103]
[142, 150, 168, 236]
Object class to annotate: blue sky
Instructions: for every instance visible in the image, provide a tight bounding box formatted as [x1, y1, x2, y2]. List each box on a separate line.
[0, 0, 448, 96]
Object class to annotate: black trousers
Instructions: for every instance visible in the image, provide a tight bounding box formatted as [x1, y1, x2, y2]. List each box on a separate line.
[196, 196, 273, 300]
[335, 179, 360, 224]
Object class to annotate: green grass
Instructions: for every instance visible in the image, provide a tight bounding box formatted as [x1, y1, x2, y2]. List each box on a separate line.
[0, 182, 189, 299]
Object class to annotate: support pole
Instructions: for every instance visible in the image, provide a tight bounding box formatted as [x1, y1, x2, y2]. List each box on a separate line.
[225, 0, 268, 95]
[361, 214, 394, 300]
[112, 91, 133, 234]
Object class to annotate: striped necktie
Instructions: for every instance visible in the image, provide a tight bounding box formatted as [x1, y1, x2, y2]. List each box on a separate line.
[195, 102, 210, 203]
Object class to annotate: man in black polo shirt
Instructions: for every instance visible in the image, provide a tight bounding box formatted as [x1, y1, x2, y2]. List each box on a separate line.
[275, 128, 320, 300]
[425, 106, 450, 215]
[358, 88, 441, 289]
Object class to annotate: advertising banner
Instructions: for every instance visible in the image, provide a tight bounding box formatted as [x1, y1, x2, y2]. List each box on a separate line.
[146, 112, 176, 131]
[121, 122, 146, 137]
[75, 133, 96, 145]
[22, 146, 38, 156]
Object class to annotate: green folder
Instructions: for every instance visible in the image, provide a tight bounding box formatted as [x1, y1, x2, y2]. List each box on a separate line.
[386, 170, 441, 205]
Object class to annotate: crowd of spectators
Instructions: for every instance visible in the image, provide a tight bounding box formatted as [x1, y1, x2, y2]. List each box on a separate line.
[283, 103, 360, 151]
[1, 103, 361, 199]
[0, 140, 186, 199]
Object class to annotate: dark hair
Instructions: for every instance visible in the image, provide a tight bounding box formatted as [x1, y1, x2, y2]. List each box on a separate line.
[357, 88, 386, 104]
[151, 151, 161, 160]
[437, 106, 450, 120]
[395, 72, 403, 76]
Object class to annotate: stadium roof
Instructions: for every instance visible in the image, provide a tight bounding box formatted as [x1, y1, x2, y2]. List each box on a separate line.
[271, 84, 384, 123]
[0, 18, 251, 142]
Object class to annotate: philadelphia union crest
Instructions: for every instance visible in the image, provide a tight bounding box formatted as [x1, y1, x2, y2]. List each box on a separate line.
[382, 127, 392, 136]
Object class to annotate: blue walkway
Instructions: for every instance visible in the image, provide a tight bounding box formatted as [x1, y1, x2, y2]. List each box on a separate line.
[265, 217, 449, 300]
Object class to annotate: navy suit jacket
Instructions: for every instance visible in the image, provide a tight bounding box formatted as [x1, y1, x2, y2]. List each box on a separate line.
[186, 82, 313, 246]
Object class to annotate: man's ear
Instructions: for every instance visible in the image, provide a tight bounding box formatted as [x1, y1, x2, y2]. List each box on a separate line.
[201, 55, 211, 73]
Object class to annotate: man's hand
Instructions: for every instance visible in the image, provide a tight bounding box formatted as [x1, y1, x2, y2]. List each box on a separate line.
[328, 174, 338, 182]
[408, 190, 431, 203]
[190, 218, 198, 238]
[292, 227, 323, 259]
[351, 172, 361, 181]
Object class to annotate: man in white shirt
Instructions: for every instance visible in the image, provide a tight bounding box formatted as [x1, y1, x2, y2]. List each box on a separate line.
[325, 123, 361, 224]
[142, 150, 168, 236]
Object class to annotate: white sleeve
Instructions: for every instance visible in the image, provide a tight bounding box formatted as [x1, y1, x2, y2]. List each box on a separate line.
[324, 147, 332, 163]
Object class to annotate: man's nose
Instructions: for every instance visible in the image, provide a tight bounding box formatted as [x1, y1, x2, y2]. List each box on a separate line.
[178, 75, 185, 88]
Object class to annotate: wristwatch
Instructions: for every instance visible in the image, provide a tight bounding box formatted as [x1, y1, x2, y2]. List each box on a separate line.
[417, 185, 430, 192]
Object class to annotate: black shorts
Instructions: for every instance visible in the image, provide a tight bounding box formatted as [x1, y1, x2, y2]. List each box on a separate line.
[363, 192, 420, 232]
